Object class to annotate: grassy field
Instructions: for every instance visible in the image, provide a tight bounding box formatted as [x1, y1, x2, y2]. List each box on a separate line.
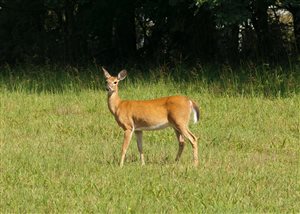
[0, 65, 299, 212]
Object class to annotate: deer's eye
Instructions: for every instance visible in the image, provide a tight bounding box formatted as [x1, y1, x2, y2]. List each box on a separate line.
[114, 81, 117, 84]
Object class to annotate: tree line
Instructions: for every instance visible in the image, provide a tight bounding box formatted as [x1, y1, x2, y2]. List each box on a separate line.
[0, 0, 299, 65]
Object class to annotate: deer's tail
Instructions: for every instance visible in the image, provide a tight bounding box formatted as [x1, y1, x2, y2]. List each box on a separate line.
[190, 100, 200, 124]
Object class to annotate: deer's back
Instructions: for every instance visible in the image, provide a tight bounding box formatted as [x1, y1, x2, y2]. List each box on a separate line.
[115, 96, 192, 130]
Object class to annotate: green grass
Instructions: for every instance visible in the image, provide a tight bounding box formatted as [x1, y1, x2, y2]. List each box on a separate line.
[0, 65, 299, 212]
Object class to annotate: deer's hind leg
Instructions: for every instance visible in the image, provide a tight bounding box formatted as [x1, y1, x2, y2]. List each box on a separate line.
[174, 129, 185, 162]
[135, 131, 145, 165]
[169, 107, 199, 166]
[174, 125, 198, 167]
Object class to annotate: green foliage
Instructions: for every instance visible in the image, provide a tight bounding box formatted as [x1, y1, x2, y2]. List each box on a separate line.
[0, 0, 299, 64]
[195, 0, 251, 25]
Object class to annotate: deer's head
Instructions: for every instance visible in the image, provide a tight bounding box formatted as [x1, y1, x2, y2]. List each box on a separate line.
[102, 67, 127, 94]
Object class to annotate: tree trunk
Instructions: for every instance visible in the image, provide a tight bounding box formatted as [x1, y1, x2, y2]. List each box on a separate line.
[289, 6, 300, 53]
[114, 0, 137, 59]
[65, 0, 76, 63]
[251, 1, 272, 60]
[227, 24, 240, 62]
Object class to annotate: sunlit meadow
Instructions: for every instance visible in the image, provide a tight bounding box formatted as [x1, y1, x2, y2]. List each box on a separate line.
[0, 64, 299, 212]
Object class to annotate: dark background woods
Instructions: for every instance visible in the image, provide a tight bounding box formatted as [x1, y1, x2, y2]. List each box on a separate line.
[0, 0, 299, 66]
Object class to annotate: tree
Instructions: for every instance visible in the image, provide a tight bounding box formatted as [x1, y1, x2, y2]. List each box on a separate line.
[114, 0, 137, 59]
[250, 0, 276, 60]
[280, 0, 300, 52]
[0, 0, 45, 63]
[195, 0, 250, 61]
[0, 0, 298, 65]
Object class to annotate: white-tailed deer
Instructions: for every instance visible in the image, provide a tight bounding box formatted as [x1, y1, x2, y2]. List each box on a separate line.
[103, 68, 200, 167]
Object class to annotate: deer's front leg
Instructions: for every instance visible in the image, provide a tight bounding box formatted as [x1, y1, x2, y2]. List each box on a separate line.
[120, 129, 134, 167]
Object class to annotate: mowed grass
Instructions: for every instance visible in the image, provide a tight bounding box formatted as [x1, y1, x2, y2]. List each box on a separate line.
[0, 65, 299, 212]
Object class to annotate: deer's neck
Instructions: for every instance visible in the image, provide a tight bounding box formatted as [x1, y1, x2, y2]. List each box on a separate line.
[107, 91, 121, 115]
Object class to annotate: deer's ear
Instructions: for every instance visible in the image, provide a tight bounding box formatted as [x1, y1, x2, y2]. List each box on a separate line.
[102, 67, 111, 79]
[118, 70, 127, 81]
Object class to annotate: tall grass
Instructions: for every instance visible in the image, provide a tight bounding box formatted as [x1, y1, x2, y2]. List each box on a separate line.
[0, 64, 299, 212]
[0, 63, 298, 96]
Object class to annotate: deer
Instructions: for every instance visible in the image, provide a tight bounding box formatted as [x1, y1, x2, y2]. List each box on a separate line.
[103, 67, 200, 167]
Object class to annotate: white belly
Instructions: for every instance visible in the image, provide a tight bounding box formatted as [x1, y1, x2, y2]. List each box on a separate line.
[135, 123, 170, 131]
